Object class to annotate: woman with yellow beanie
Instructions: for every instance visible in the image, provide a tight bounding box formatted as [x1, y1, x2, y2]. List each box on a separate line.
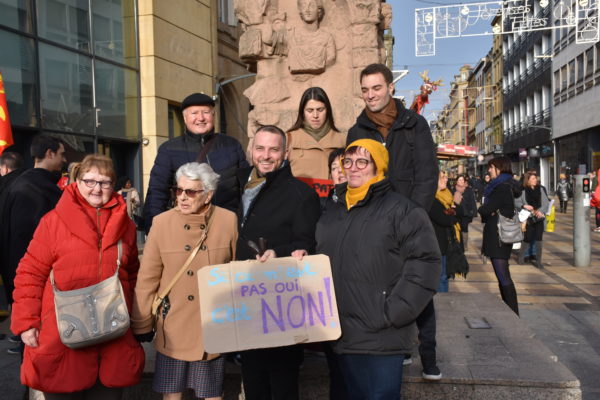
[314, 139, 441, 399]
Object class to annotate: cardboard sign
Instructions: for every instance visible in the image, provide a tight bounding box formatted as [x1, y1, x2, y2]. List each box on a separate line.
[197, 255, 341, 353]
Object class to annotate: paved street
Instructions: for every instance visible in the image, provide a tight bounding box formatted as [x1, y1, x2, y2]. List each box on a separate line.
[0, 207, 599, 399]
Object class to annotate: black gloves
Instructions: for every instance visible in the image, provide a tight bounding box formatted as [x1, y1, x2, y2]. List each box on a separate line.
[134, 332, 155, 343]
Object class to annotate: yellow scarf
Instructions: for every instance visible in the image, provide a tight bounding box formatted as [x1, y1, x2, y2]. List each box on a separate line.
[245, 167, 266, 190]
[345, 139, 389, 210]
[435, 188, 461, 243]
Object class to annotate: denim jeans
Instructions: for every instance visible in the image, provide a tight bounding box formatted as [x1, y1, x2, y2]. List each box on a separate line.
[437, 255, 448, 293]
[525, 241, 537, 257]
[337, 353, 404, 400]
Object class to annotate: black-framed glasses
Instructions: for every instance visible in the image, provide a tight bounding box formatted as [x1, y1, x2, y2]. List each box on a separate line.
[341, 158, 371, 170]
[173, 187, 205, 198]
[81, 179, 113, 189]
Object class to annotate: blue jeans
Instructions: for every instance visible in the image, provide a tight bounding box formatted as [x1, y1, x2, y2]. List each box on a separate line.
[525, 241, 537, 257]
[337, 353, 404, 400]
[437, 256, 448, 293]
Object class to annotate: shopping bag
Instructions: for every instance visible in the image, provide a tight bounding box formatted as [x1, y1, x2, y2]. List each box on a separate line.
[546, 205, 555, 232]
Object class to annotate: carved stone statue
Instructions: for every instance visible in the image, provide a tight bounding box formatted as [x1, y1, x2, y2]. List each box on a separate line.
[287, 0, 336, 74]
[234, 0, 391, 138]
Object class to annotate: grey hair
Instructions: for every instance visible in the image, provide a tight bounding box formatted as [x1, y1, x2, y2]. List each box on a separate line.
[175, 162, 220, 191]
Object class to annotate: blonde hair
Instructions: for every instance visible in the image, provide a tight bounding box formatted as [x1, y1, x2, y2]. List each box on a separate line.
[76, 154, 116, 183]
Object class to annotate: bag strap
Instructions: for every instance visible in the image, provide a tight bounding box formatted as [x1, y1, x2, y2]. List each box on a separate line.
[155, 207, 214, 302]
[50, 239, 123, 289]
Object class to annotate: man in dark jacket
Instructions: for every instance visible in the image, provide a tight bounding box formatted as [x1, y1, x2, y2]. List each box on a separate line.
[0, 135, 65, 354]
[143, 93, 249, 233]
[236, 125, 321, 400]
[0, 152, 25, 196]
[347, 63, 438, 211]
[348, 63, 442, 380]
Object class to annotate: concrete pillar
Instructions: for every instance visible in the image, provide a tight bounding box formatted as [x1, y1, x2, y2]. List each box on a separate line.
[573, 175, 591, 267]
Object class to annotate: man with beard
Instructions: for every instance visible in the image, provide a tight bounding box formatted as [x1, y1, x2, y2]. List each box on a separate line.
[236, 125, 320, 400]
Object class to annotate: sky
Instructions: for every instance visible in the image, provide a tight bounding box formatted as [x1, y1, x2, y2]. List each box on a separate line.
[390, 0, 495, 123]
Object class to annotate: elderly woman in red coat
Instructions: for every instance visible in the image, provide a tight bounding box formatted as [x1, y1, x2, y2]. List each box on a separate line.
[10, 154, 144, 399]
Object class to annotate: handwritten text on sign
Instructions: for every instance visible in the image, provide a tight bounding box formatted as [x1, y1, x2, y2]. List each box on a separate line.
[197, 255, 341, 353]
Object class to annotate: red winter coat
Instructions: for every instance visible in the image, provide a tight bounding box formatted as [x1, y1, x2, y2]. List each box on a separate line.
[10, 183, 145, 393]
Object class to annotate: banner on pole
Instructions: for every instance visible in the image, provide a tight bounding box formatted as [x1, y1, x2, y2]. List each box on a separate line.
[0, 72, 14, 155]
[198, 255, 341, 354]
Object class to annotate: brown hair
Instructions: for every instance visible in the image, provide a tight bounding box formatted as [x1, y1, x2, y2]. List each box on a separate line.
[76, 154, 116, 183]
[487, 156, 512, 174]
[523, 171, 538, 188]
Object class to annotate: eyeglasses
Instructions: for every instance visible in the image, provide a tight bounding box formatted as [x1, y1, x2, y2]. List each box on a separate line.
[81, 179, 113, 189]
[341, 158, 371, 170]
[173, 187, 205, 198]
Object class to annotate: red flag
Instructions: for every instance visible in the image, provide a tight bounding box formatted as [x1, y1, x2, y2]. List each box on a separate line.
[0, 71, 14, 155]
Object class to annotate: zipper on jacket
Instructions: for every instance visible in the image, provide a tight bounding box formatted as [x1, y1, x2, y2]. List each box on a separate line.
[97, 208, 103, 280]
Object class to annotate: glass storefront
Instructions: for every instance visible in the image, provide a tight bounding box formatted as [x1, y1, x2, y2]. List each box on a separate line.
[0, 0, 140, 180]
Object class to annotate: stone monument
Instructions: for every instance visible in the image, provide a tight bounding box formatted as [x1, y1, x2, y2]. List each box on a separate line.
[235, 0, 392, 139]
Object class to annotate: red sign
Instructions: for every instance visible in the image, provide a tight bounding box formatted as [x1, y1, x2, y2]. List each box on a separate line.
[437, 144, 478, 156]
[297, 177, 334, 198]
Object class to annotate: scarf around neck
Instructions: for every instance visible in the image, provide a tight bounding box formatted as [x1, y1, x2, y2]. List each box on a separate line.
[245, 167, 266, 190]
[435, 188, 461, 243]
[344, 139, 389, 210]
[483, 173, 513, 203]
[302, 120, 331, 142]
[364, 99, 398, 140]
[525, 185, 541, 209]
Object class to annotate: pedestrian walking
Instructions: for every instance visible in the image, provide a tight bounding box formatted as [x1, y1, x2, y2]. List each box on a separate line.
[516, 171, 550, 268]
[591, 168, 600, 232]
[132, 162, 237, 400]
[478, 157, 522, 315]
[116, 176, 142, 223]
[10, 154, 144, 398]
[556, 174, 572, 213]
[454, 175, 478, 250]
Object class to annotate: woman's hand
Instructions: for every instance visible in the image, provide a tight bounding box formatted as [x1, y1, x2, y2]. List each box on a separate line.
[257, 249, 276, 263]
[453, 191, 463, 204]
[535, 210, 544, 219]
[291, 250, 308, 260]
[21, 328, 39, 348]
[523, 205, 534, 211]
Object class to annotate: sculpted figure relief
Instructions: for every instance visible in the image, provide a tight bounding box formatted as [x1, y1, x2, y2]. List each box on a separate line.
[287, 0, 336, 74]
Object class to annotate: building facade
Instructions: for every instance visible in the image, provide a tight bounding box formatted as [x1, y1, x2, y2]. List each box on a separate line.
[551, 2, 600, 177]
[0, 0, 251, 194]
[502, 1, 553, 188]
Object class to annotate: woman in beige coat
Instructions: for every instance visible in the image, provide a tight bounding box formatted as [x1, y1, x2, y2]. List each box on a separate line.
[287, 87, 346, 183]
[132, 162, 238, 400]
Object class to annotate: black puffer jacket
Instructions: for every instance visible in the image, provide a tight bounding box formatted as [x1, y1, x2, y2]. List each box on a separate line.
[347, 99, 439, 211]
[316, 180, 441, 355]
[235, 163, 321, 261]
[143, 130, 248, 233]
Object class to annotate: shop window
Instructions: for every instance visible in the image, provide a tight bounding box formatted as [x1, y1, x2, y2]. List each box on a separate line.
[38, 0, 90, 52]
[39, 43, 94, 133]
[95, 60, 139, 140]
[0, 30, 37, 127]
[93, 0, 137, 67]
[0, 0, 33, 32]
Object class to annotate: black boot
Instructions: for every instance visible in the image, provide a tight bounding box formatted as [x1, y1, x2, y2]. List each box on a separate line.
[535, 241, 543, 268]
[517, 242, 530, 265]
[499, 284, 519, 316]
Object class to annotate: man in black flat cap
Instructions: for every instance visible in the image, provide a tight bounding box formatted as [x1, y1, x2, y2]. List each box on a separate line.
[143, 93, 249, 233]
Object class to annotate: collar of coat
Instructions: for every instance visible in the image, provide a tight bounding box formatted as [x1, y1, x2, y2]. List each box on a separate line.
[356, 98, 419, 133]
[54, 183, 130, 250]
[334, 179, 391, 210]
[239, 161, 293, 193]
[184, 128, 216, 145]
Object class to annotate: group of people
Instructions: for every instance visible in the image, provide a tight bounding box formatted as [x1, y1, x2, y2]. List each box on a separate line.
[0, 61, 585, 400]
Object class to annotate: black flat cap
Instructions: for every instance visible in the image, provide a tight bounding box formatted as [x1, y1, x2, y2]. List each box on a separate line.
[182, 93, 215, 110]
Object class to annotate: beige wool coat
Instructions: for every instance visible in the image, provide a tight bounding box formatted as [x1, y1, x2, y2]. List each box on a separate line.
[131, 206, 237, 361]
[287, 128, 347, 180]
